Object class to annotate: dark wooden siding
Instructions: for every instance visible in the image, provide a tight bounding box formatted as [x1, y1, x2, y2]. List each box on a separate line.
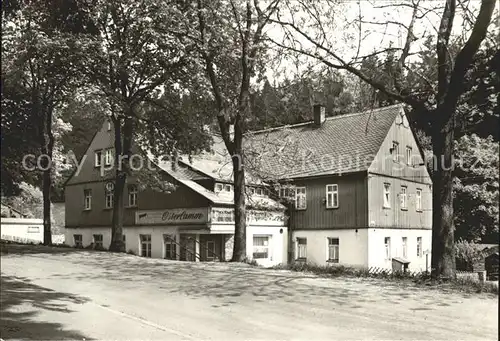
[194, 179, 215, 191]
[64, 120, 212, 228]
[65, 175, 210, 227]
[367, 175, 432, 229]
[289, 173, 368, 230]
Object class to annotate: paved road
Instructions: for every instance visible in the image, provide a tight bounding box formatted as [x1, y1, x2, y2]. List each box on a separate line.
[1, 245, 498, 340]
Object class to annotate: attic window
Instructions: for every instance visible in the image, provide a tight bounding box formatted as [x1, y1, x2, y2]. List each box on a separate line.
[406, 146, 412, 165]
[224, 184, 232, 192]
[215, 183, 223, 192]
[392, 141, 400, 162]
[95, 150, 102, 167]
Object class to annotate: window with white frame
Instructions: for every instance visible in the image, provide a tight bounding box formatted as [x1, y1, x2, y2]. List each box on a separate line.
[224, 184, 232, 192]
[105, 191, 113, 209]
[95, 150, 102, 167]
[253, 236, 270, 259]
[392, 141, 400, 162]
[384, 237, 391, 260]
[248, 187, 255, 195]
[295, 187, 307, 210]
[255, 187, 264, 196]
[104, 149, 113, 166]
[416, 188, 422, 211]
[327, 238, 339, 263]
[215, 183, 223, 192]
[400, 186, 407, 210]
[417, 237, 422, 257]
[297, 238, 307, 259]
[84, 189, 92, 210]
[406, 146, 412, 165]
[93, 234, 103, 248]
[279, 187, 295, 199]
[164, 234, 176, 260]
[74, 234, 83, 247]
[128, 184, 138, 207]
[326, 184, 339, 208]
[402, 237, 408, 258]
[383, 183, 391, 208]
[140, 234, 152, 257]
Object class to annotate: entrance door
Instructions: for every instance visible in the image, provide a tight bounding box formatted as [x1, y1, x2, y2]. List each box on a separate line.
[199, 235, 222, 261]
[206, 240, 216, 261]
[179, 234, 196, 261]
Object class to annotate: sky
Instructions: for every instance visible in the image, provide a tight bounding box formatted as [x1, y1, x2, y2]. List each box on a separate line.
[264, 0, 494, 81]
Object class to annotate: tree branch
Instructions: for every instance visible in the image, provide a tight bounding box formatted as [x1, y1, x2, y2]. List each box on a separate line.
[436, 0, 456, 103]
[443, 0, 497, 110]
[269, 18, 425, 110]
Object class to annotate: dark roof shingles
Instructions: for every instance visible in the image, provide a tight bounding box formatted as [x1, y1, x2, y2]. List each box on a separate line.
[245, 104, 402, 179]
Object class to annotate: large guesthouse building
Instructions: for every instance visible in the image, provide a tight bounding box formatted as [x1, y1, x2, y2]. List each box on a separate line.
[65, 104, 432, 270]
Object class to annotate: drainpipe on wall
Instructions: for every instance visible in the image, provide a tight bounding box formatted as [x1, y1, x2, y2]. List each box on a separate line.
[286, 204, 293, 264]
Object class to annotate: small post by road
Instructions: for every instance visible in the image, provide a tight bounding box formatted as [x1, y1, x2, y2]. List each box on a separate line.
[424, 250, 430, 274]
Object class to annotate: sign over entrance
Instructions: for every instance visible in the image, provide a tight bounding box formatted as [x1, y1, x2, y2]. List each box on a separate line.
[136, 208, 208, 225]
[211, 208, 285, 226]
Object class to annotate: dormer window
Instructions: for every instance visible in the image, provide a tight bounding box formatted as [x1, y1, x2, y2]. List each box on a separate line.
[280, 187, 296, 200]
[224, 184, 232, 192]
[215, 183, 223, 193]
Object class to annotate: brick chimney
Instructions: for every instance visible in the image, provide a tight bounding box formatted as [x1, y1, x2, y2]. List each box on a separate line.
[313, 104, 326, 127]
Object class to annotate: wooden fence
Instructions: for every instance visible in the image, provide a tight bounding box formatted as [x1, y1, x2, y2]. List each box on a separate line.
[367, 266, 425, 277]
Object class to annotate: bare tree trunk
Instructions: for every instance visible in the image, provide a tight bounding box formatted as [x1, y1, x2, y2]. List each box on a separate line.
[109, 115, 133, 252]
[231, 147, 246, 261]
[430, 110, 456, 279]
[42, 166, 52, 245]
[40, 105, 54, 246]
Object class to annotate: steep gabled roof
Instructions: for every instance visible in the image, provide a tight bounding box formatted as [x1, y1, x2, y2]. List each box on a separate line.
[245, 104, 403, 179]
[181, 104, 403, 181]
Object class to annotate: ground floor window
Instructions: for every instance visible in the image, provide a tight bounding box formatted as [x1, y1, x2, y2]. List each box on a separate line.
[297, 238, 307, 260]
[93, 234, 103, 248]
[253, 236, 270, 259]
[402, 237, 408, 258]
[384, 237, 391, 260]
[74, 234, 83, 248]
[140, 234, 152, 257]
[328, 238, 339, 263]
[164, 234, 176, 260]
